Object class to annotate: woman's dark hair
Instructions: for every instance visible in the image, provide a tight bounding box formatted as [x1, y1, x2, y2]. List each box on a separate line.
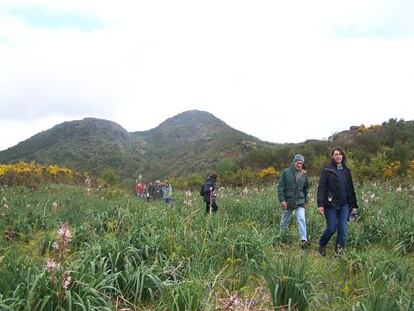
[331, 146, 347, 164]
[209, 173, 218, 180]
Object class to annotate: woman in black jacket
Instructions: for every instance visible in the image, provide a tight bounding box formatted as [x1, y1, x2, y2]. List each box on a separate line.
[317, 147, 358, 256]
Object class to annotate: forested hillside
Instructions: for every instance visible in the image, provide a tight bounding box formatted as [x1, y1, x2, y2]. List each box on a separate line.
[0, 111, 413, 187]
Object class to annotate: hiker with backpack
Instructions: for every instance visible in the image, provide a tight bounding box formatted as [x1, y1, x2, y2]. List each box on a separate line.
[277, 154, 311, 248]
[200, 173, 219, 213]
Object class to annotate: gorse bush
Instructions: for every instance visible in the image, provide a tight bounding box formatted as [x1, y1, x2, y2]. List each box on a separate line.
[0, 161, 85, 188]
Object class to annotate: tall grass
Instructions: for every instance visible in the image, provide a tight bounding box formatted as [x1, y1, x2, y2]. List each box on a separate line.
[0, 181, 413, 309]
[263, 255, 313, 310]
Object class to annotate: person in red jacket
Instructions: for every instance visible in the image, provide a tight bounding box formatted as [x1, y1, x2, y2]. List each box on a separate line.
[135, 179, 145, 200]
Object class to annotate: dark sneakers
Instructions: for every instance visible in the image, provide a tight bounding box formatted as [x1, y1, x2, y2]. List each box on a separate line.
[335, 245, 345, 257]
[300, 240, 311, 249]
[318, 245, 327, 257]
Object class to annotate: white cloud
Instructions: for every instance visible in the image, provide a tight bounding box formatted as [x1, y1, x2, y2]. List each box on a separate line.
[0, 0, 414, 150]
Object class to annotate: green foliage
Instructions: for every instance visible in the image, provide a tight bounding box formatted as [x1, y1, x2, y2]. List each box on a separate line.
[216, 157, 239, 177]
[263, 255, 313, 310]
[1, 181, 414, 309]
[352, 292, 402, 311]
[170, 174, 205, 190]
[101, 167, 120, 186]
[159, 280, 204, 311]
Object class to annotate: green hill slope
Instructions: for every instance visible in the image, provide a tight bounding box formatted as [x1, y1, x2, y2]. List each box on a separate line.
[0, 110, 266, 179]
[1, 112, 413, 181]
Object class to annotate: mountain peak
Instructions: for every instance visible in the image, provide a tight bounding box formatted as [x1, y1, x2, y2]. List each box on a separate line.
[0, 110, 260, 179]
[140, 109, 248, 144]
[151, 110, 227, 131]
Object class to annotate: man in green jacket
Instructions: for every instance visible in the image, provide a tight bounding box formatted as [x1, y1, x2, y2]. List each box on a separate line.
[277, 154, 310, 247]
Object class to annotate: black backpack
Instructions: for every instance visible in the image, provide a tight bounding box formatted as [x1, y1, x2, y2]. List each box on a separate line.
[200, 184, 205, 196]
[200, 183, 212, 196]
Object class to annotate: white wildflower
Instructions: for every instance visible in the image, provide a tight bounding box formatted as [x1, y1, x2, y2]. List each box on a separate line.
[230, 295, 240, 305]
[45, 258, 57, 272]
[52, 241, 59, 250]
[57, 223, 72, 242]
[61, 271, 71, 289]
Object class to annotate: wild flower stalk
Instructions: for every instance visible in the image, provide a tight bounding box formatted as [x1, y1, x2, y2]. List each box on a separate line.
[167, 202, 175, 255]
[183, 190, 194, 244]
[85, 176, 91, 195]
[45, 222, 73, 306]
[184, 190, 192, 208]
[45, 258, 57, 288]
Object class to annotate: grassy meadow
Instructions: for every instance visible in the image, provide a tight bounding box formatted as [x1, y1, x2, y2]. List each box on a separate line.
[0, 180, 413, 310]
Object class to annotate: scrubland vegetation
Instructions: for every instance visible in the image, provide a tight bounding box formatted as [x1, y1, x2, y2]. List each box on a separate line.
[1, 165, 413, 310]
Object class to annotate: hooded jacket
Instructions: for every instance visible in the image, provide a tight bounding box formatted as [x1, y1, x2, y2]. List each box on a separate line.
[317, 161, 358, 209]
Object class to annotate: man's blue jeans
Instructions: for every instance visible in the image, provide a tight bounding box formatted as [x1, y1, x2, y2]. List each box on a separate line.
[280, 206, 307, 241]
[319, 204, 349, 248]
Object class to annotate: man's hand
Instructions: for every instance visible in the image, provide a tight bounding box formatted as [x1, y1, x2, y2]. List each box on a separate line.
[317, 207, 324, 215]
[304, 203, 309, 209]
[280, 201, 287, 209]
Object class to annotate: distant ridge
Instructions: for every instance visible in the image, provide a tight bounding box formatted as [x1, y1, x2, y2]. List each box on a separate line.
[0, 110, 264, 179]
[1, 112, 412, 181]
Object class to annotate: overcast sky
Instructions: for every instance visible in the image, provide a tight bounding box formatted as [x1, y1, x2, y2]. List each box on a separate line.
[1, 0, 413, 151]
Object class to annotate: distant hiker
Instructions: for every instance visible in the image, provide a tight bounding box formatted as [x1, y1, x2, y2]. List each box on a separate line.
[162, 180, 173, 206]
[317, 147, 358, 257]
[201, 173, 219, 213]
[146, 182, 154, 201]
[153, 180, 163, 200]
[277, 154, 310, 248]
[135, 180, 145, 200]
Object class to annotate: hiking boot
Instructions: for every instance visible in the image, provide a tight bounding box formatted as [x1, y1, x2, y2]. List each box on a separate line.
[318, 245, 327, 257]
[335, 245, 345, 257]
[300, 240, 311, 249]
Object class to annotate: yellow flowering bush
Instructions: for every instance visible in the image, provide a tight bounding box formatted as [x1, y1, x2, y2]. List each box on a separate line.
[382, 161, 401, 179]
[0, 161, 82, 186]
[257, 166, 279, 179]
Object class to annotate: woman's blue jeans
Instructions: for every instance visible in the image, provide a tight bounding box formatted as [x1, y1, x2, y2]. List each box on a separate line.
[319, 204, 349, 248]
